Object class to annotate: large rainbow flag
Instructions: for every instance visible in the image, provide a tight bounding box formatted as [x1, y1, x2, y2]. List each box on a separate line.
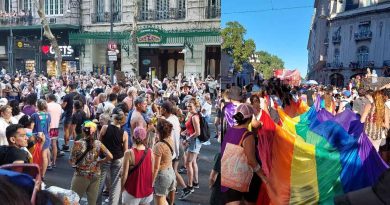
[257, 99, 389, 205]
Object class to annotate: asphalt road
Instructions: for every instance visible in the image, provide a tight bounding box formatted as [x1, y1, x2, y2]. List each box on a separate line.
[45, 114, 220, 205]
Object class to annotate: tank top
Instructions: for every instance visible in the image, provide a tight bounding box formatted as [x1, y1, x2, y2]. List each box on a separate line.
[102, 124, 124, 160]
[185, 114, 198, 135]
[124, 148, 153, 198]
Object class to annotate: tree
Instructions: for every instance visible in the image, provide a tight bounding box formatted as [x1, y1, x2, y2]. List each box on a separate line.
[253, 51, 284, 79]
[36, 0, 62, 77]
[221, 21, 255, 71]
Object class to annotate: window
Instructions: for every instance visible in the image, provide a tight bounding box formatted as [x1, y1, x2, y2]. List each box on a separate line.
[140, 0, 149, 20]
[156, 0, 169, 20]
[5, 0, 11, 12]
[358, 22, 370, 33]
[44, 0, 63, 16]
[357, 46, 369, 67]
[334, 49, 340, 64]
[23, 0, 33, 12]
[177, 0, 186, 18]
[96, 0, 105, 22]
[112, 0, 121, 22]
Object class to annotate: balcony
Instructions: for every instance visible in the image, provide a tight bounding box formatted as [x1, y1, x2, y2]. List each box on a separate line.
[326, 62, 343, 69]
[324, 37, 329, 45]
[0, 15, 79, 27]
[91, 12, 122, 24]
[383, 60, 390, 67]
[205, 6, 221, 19]
[138, 8, 186, 21]
[332, 35, 341, 44]
[349, 61, 374, 69]
[354, 31, 372, 41]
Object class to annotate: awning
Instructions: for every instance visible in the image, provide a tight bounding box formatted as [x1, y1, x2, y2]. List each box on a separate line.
[69, 32, 131, 45]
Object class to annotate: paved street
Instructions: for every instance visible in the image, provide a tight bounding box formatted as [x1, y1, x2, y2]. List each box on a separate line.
[45, 113, 219, 205]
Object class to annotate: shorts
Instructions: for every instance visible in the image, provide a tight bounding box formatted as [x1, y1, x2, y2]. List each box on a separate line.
[42, 136, 51, 150]
[154, 167, 176, 196]
[222, 174, 261, 203]
[186, 137, 202, 154]
[122, 192, 153, 205]
[49, 128, 59, 140]
[64, 115, 72, 125]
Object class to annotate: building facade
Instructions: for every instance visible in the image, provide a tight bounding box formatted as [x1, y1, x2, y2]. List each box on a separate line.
[308, 0, 390, 86]
[0, 0, 221, 79]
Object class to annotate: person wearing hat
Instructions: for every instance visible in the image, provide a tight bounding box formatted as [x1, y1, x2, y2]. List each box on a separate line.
[97, 107, 129, 205]
[121, 127, 153, 205]
[179, 82, 192, 103]
[221, 103, 268, 204]
[70, 121, 113, 205]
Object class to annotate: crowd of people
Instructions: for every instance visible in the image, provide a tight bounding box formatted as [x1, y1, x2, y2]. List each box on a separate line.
[0, 70, 220, 205]
[218, 76, 390, 204]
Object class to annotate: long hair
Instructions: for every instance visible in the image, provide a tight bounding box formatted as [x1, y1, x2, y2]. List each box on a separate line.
[373, 90, 385, 127]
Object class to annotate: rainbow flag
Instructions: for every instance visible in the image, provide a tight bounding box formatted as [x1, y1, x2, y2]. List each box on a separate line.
[257, 101, 388, 205]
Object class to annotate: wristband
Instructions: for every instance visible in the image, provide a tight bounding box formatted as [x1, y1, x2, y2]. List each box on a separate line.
[253, 164, 261, 172]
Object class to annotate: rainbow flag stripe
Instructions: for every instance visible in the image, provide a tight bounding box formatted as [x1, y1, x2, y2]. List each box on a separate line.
[257, 102, 388, 205]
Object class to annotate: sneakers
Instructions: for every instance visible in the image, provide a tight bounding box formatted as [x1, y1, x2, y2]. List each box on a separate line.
[178, 187, 193, 200]
[193, 182, 199, 189]
[178, 167, 187, 174]
[57, 151, 65, 157]
[62, 144, 70, 152]
[47, 165, 53, 171]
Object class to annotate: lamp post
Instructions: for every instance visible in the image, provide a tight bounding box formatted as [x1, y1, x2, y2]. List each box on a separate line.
[7, 4, 14, 75]
[109, 1, 114, 84]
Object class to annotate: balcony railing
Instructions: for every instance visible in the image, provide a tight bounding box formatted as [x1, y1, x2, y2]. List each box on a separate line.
[205, 6, 221, 19]
[326, 62, 343, 68]
[349, 61, 374, 69]
[0, 15, 35, 26]
[138, 8, 186, 21]
[354, 31, 372, 41]
[91, 12, 122, 23]
[383, 60, 390, 67]
[0, 16, 79, 27]
[332, 35, 341, 44]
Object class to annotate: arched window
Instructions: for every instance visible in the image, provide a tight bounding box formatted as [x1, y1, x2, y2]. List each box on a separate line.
[334, 48, 340, 64]
[357, 46, 369, 67]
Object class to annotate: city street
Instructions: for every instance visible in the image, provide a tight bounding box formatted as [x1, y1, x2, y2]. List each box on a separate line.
[45, 113, 219, 205]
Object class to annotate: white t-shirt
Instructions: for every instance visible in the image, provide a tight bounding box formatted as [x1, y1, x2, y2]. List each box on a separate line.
[385, 100, 390, 109]
[166, 114, 181, 159]
[0, 117, 18, 146]
[47, 102, 63, 128]
[202, 102, 212, 117]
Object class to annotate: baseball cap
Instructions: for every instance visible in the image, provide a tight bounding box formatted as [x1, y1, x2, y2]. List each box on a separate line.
[236, 103, 254, 119]
[133, 127, 147, 141]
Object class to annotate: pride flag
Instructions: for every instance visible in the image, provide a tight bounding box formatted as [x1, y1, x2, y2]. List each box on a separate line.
[257, 100, 388, 205]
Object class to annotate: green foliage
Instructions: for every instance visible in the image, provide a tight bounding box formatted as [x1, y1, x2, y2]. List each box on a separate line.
[221, 21, 255, 71]
[253, 51, 285, 79]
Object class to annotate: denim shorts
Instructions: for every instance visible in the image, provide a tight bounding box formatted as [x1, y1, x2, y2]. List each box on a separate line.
[154, 167, 176, 196]
[122, 192, 153, 205]
[186, 137, 202, 154]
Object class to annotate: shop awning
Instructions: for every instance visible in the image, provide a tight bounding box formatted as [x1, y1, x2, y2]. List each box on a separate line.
[69, 32, 131, 45]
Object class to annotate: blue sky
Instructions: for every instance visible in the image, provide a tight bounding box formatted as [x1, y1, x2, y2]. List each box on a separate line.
[222, 0, 314, 76]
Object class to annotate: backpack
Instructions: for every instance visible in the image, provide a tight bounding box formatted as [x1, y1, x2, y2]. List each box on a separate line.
[191, 113, 210, 142]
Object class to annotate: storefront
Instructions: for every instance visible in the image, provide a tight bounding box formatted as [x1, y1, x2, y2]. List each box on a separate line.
[69, 27, 221, 79]
[41, 44, 79, 76]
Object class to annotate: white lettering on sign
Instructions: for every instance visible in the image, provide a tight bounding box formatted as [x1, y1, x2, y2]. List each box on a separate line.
[49, 46, 74, 56]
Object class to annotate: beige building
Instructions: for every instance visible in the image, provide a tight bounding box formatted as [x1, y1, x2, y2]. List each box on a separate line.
[71, 0, 221, 79]
[0, 0, 220, 79]
[308, 0, 390, 86]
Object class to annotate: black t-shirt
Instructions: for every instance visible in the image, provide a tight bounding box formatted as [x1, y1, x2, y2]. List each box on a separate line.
[72, 110, 88, 134]
[306, 90, 315, 107]
[63, 92, 78, 116]
[0, 146, 29, 165]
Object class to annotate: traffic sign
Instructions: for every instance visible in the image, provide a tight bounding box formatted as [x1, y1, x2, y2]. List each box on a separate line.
[107, 51, 117, 56]
[108, 55, 117, 61]
[107, 42, 117, 51]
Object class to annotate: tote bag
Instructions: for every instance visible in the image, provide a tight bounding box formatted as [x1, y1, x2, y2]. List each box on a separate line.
[221, 131, 254, 192]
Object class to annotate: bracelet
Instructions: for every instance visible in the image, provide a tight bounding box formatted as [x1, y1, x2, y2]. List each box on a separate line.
[253, 164, 261, 172]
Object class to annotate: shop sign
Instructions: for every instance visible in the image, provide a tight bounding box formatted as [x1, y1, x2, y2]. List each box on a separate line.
[108, 55, 117, 61]
[142, 59, 151, 65]
[42, 45, 74, 58]
[15, 40, 33, 49]
[137, 28, 165, 44]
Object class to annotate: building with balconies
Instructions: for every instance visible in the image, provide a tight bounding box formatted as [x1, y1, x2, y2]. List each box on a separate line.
[0, 0, 221, 79]
[308, 0, 390, 87]
[0, 0, 81, 75]
[69, 0, 221, 79]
